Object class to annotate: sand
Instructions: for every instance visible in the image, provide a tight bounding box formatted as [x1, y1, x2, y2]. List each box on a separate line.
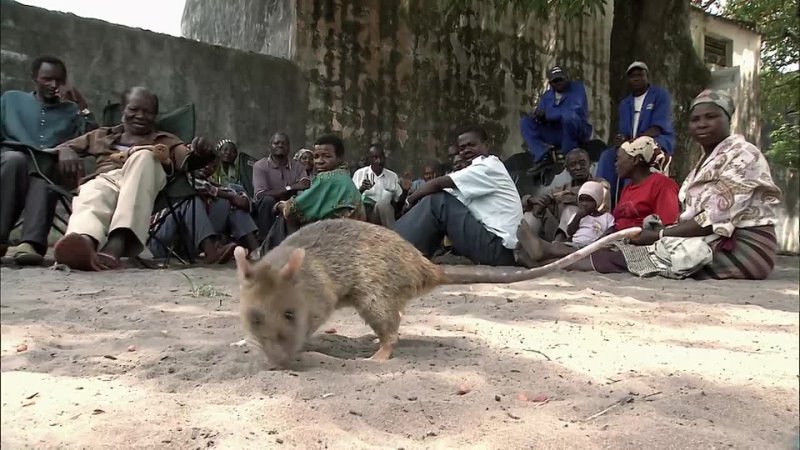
[1, 257, 798, 449]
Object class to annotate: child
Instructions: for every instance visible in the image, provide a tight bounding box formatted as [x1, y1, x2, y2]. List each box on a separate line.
[265, 135, 365, 249]
[515, 180, 614, 266]
[564, 180, 615, 247]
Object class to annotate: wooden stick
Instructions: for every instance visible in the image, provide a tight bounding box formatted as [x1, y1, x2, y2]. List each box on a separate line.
[583, 395, 634, 422]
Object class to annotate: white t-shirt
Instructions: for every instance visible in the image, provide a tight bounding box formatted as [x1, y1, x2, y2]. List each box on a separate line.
[632, 91, 648, 137]
[352, 166, 402, 205]
[446, 155, 523, 249]
[569, 212, 615, 247]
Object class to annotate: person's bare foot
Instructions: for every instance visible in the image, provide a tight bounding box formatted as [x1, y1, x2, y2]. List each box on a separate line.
[516, 219, 545, 262]
[54, 233, 120, 271]
[203, 242, 236, 264]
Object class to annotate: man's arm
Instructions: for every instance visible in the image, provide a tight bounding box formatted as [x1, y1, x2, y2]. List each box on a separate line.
[405, 175, 456, 205]
[252, 160, 291, 201]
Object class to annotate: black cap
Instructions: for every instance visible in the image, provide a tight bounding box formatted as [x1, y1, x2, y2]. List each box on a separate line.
[547, 66, 567, 82]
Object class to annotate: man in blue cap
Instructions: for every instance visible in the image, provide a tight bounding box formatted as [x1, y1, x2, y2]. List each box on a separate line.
[596, 61, 675, 205]
[519, 65, 593, 164]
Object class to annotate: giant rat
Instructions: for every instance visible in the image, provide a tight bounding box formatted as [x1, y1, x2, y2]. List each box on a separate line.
[233, 218, 640, 367]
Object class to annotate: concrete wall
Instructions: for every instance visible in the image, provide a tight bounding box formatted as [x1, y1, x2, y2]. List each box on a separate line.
[0, 0, 308, 160]
[689, 8, 761, 144]
[183, 0, 615, 169]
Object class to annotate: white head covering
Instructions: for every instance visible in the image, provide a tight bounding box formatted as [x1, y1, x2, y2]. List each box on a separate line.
[620, 136, 658, 165]
[578, 180, 606, 212]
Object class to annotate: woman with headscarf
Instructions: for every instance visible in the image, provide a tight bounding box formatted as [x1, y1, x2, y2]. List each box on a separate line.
[611, 135, 680, 230]
[574, 90, 782, 280]
[293, 148, 315, 179]
[212, 139, 243, 190]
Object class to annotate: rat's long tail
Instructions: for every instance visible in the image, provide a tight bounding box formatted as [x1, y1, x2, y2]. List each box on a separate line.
[442, 227, 642, 284]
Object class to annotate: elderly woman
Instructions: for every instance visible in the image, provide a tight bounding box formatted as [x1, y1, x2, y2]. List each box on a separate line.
[293, 148, 315, 179]
[580, 90, 782, 280]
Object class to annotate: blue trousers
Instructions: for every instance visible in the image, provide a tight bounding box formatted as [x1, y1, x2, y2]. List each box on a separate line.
[520, 112, 591, 162]
[149, 197, 258, 258]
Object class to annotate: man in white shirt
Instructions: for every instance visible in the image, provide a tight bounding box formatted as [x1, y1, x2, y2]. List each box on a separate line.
[395, 125, 523, 266]
[352, 143, 406, 227]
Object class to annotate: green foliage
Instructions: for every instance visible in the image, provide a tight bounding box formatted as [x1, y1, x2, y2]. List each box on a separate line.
[766, 122, 800, 168]
[718, 0, 800, 168]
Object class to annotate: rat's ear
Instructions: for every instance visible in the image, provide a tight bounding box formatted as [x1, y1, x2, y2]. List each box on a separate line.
[234, 246, 253, 281]
[279, 248, 306, 280]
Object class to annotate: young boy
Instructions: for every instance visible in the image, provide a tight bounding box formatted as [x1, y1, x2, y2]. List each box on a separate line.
[265, 135, 365, 249]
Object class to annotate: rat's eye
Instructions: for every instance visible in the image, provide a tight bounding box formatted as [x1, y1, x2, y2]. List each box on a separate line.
[284, 310, 295, 322]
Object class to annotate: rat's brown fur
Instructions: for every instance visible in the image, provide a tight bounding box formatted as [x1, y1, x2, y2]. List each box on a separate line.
[234, 218, 640, 366]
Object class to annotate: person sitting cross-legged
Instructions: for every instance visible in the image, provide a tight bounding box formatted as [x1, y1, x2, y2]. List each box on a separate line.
[52, 86, 216, 271]
[395, 125, 523, 266]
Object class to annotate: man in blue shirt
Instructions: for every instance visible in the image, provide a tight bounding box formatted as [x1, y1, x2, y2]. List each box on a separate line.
[520, 66, 593, 164]
[596, 61, 675, 204]
[0, 55, 95, 264]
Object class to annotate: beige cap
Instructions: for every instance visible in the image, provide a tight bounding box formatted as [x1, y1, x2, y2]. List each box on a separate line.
[626, 61, 649, 73]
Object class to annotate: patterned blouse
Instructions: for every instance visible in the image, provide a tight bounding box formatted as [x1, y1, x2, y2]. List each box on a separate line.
[679, 134, 782, 238]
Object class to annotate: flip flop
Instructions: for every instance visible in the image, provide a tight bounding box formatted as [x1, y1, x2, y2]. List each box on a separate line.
[54, 233, 120, 271]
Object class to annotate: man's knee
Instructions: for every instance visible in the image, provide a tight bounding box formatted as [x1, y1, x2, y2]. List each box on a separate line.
[257, 196, 277, 215]
[1, 151, 28, 171]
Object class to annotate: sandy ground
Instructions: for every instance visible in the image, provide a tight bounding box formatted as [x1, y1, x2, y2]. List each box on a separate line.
[1, 255, 798, 450]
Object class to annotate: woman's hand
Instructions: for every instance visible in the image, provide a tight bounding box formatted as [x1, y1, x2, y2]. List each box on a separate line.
[629, 229, 660, 246]
[273, 201, 286, 215]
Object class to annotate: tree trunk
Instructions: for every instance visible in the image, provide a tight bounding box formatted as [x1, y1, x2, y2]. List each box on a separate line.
[609, 0, 710, 181]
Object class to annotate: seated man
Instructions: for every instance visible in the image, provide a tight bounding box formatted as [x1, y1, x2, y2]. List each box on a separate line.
[410, 163, 438, 193]
[52, 86, 215, 271]
[0, 55, 96, 264]
[519, 66, 592, 164]
[266, 134, 365, 249]
[352, 143, 406, 227]
[395, 125, 523, 266]
[521, 148, 610, 242]
[596, 61, 675, 204]
[251, 132, 309, 240]
[148, 157, 259, 263]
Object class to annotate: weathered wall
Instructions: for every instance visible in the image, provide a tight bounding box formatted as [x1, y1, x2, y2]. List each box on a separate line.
[181, 0, 297, 60]
[689, 8, 761, 144]
[0, 0, 307, 159]
[183, 0, 615, 169]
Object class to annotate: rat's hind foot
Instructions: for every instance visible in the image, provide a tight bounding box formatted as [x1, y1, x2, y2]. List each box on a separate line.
[367, 342, 394, 361]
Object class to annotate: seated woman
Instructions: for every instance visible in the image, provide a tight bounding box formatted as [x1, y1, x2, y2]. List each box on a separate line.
[609, 136, 679, 231]
[579, 90, 782, 280]
[148, 156, 260, 263]
[293, 148, 316, 180]
[264, 135, 365, 250]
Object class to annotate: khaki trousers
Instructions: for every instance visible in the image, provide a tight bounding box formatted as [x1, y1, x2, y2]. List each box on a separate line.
[66, 150, 167, 256]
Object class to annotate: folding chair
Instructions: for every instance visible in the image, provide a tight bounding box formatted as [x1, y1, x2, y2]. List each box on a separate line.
[146, 173, 200, 265]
